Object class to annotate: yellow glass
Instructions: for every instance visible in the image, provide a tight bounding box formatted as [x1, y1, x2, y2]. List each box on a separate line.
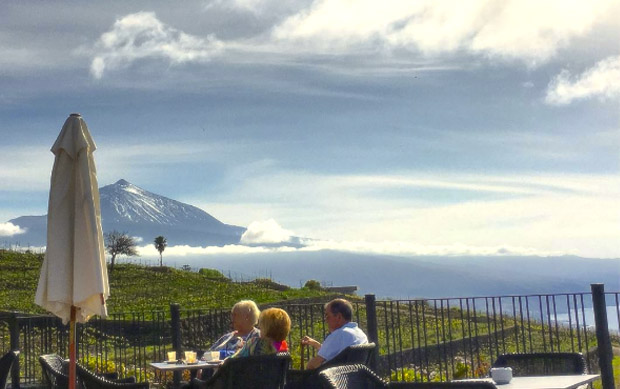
[185, 351, 196, 363]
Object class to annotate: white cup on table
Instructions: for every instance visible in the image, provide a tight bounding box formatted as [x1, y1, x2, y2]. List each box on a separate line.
[490, 367, 512, 384]
[203, 351, 220, 361]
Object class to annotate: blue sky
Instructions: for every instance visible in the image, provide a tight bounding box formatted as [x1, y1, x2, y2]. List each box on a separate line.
[1, 0, 619, 259]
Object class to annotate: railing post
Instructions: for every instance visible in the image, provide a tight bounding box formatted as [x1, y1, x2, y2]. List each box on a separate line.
[365, 294, 379, 372]
[170, 303, 182, 387]
[9, 313, 20, 389]
[591, 283, 615, 389]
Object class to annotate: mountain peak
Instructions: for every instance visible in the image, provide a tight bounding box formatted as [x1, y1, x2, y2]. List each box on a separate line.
[115, 179, 131, 186]
[9, 180, 245, 247]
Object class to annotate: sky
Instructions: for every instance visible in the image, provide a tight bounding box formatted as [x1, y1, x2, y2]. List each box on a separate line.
[1, 0, 619, 260]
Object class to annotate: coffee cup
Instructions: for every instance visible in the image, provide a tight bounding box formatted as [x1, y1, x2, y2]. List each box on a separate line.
[490, 367, 512, 384]
[203, 351, 220, 361]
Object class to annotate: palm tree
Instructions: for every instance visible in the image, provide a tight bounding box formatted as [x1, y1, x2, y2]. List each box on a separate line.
[154, 236, 167, 267]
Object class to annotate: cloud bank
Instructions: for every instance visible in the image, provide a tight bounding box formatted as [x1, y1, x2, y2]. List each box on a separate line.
[197, 170, 620, 259]
[133, 239, 564, 262]
[0, 222, 26, 237]
[89, 1, 618, 79]
[546, 55, 620, 105]
[271, 0, 614, 65]
[90, 12, 223, 78]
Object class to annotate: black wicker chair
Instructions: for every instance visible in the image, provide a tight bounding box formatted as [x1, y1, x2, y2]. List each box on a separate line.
[317, 365, 498, 389]
[0, 351, 19, 389]
[75, 364, 147, 389]
[388, 382, 498, 388]
[39, 354, 143, 389]
[39, 354, 70, 389]
[286, 342, 377, 389]
[190, 352, 291, 389]
[492, 352, 587, 376]
[317, 364, 388, 388]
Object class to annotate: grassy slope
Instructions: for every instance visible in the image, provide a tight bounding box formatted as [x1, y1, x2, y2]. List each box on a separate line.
[0, 250, 328, 313]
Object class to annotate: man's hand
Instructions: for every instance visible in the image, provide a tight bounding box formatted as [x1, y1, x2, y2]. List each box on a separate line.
[301, 336, 321, 350]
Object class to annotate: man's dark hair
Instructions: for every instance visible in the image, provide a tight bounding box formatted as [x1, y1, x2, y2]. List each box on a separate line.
[326, 298, 353, 321]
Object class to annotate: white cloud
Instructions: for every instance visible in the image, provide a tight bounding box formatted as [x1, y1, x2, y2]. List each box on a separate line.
[240, 219, 293, 244]
[135, 243, 298, 258]
[299, 239, 561, 257]
[545, 55, 620, 105]
[90, 12, 223, 78]
[271, 0, 615, 65]
[132, 239, 561, 263]
[225, 0, 274, 13]
[0, 222, 26, 237]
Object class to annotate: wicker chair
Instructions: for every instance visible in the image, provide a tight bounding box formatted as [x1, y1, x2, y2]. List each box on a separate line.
[317, 364, 388, 388]
[39, 354, 143, 389]
[388, 382, 498, 388]
[287, 343, 376, 389]
[190, 352, 291, 389]
[317, 365, 499, 389]
[492, 352, 587, 376]
[75, 364, 147, 389]
[39, 354, 70, 389]
[0, 351, 19, 389]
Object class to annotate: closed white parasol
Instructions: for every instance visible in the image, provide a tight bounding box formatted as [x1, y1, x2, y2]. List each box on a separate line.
[35, 113, 110, 389]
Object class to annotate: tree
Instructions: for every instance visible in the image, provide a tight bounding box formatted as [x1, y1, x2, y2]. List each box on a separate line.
[154, 235, 167, 267]
[104, 230, 138, 271]
[304, 279, 322, 290]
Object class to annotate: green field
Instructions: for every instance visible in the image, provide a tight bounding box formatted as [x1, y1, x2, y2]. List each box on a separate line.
[0, 249, 330, 314]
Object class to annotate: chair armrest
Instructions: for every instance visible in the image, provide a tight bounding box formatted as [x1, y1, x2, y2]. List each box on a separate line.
[113, 376, 137, 384]
[287, 368, 314, 381]
[102, 372, 119, 380]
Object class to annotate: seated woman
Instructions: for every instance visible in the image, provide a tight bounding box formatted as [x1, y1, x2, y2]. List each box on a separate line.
[232, 307, 291, 357]
[209, 300, 261, 353]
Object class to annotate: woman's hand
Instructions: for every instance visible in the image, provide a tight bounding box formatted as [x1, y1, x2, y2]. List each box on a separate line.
[301, 336, 321, 350]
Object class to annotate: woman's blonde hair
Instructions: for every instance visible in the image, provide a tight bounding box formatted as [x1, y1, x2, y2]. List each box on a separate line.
[258, 308, 291, 342]
[232, 300, 260, 325]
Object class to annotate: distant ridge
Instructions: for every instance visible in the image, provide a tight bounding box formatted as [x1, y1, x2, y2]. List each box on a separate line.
[8, 179, 245, 247]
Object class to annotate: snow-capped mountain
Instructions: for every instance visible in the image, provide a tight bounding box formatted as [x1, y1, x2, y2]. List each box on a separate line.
[8, 179, 245, 247]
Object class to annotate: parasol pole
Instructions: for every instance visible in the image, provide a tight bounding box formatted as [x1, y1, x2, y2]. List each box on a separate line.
[69, 306, 77, 389]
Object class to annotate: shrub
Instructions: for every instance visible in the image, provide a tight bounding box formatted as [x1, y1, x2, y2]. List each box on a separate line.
[304, 280, 322, 290]
[199, 268, 227, 279]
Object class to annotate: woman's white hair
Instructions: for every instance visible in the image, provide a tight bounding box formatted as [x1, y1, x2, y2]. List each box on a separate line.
[232, 300, 260, 325]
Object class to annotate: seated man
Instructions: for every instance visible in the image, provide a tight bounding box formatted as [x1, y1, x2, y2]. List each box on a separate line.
[301, 298, 368, 369]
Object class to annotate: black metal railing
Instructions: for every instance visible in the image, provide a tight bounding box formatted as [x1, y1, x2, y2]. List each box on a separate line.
[1, 284, 617, 388]
[75, 310, 170, 383]
[374, 293, 597, 382]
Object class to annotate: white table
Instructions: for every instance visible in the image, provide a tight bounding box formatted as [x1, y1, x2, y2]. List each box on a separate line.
[149, 360, 223, 387]
[454, 374, 600, 389]
[149, 360, 222, 372]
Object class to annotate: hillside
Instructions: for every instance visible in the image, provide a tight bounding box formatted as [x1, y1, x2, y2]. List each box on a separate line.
[0, 250, 329, 314]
